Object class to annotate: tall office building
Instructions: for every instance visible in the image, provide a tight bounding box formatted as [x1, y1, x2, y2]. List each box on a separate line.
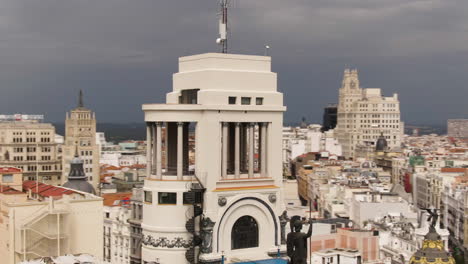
[335, 69, 403, 159]
[141, 53, 286, 263]
[62, 91, 99, 188]
[0, 115, 62, 185]
[321, 104, 338, 132]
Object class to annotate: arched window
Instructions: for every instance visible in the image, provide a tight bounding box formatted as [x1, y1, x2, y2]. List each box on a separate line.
[231, 215, 259, 250]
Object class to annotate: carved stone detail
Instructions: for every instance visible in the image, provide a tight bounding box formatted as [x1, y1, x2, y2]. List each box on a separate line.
[279, 210, 289, 245]
[269, 194, 277, 203]
[200, 217, 216, 254]
[142, 235, 192, 248]
[218, 197, 227, 206]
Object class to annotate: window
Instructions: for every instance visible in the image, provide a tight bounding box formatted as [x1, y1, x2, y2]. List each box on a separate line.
[255, 97, 263, 105]
[158, 192, 177, 204]
[228, 96, 237, 105]
[241, 97, 251, 105]
[2, 174, 13, 183]
[183, 191, 203, 204]
[144, 191, 152, 203]
[231, 215, 259, 249]
[106, 212, 110, 218]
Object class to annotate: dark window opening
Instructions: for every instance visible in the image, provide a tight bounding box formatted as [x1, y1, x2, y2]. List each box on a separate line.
[229, 96, 237, 104]
[241, 97, 251, 105]
[255, 97, 263, 105]
[158, 192, 177, 204]
[144, 191, 152, 203]
[231, 215, 259, 249]
[183, 192, 203, 204]
[179, 89, 199, 104]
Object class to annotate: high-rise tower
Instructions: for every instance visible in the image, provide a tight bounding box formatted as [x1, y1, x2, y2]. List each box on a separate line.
[335, 69, 403, 159]
[62, 91, 99, 188]
[141, 53, 286, 263]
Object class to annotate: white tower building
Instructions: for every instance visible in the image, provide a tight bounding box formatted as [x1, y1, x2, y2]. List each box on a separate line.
[335, 69, 403, 159]
[141, 53, 287, 263]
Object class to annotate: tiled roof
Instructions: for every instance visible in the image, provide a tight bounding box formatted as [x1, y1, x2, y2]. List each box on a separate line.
[23, 180, 76, 198]
[0, 185, 23, 194]
[0, 167, 22, 174]
[102, 192, 132, 207]
[441, 168, 467, 173]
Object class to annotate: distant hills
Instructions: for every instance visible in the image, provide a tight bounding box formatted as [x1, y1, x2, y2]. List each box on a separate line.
[53, 122, 447, 143]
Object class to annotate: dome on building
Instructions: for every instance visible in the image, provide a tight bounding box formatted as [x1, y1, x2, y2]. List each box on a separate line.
[375, 132, 388, 152]
[410, 227, 455, 264]
[63, 146, 96, 194]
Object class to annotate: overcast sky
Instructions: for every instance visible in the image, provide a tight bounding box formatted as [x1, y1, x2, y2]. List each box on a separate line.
[0, 0, 467, 125]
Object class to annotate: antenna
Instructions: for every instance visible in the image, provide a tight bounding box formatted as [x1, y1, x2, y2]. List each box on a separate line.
[264, 45, 270, 56]
[216, 0, 228, 53]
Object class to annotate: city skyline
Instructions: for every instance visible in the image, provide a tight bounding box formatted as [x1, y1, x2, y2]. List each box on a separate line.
[0, 0, 467, 125]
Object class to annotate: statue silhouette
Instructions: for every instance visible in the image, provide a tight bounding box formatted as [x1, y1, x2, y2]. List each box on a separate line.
[286, 218, 312, 264]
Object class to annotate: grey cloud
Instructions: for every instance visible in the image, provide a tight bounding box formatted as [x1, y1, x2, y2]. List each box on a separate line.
[0, 0, 466, 125]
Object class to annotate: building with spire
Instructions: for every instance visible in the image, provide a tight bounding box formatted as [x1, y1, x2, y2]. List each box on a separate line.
[63, 147, 96, 194]
[335, 69, 404, 159]
[62, 91, 99, 189]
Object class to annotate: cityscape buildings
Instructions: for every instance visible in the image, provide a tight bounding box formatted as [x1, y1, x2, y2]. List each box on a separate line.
[0, 4, 467, 264]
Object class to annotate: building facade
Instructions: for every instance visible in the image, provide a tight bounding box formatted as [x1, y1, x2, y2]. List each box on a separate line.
[141, 53, 286, 263]
[335, 69, 403, 159]
[0, 179, 103, 264]
[103, 192, 133, 264]
[128, 187, 144, 264]
[62, 91, 100, 188]
[0, 117, 62, 185]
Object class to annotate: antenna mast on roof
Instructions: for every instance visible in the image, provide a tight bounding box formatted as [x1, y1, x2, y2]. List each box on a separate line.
[216, 0, 229, 53]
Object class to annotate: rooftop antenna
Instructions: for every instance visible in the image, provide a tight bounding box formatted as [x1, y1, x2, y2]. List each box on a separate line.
[216, 0, 229, 53]
[264, 45, 270, 56]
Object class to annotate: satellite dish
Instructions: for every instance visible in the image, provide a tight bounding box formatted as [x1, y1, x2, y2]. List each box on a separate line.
[216, 38, 222, 44]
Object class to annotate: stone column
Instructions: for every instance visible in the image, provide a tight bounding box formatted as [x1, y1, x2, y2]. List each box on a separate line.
[235, 122, 240, 179]
[248, 123, 254, 178]
[261, 122, 267, 177]
[152, 123, 157, 175]
[177, 122, 184, 180]
[221, 122, 228, 179]
[146, 123, 152, 179]
[156, 122, 162, 179]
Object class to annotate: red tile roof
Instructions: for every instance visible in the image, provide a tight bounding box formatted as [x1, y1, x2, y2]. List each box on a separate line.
[441, 168, 467, 173]
[23, 180, 76, 198]
[102, 192, 132, 207]
[0, 185, 23, 195]
[0, 167, 22, 174]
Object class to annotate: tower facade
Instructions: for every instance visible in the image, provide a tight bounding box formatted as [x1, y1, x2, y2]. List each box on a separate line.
[141, 53, 286, 263]
[335, 69, 403, 159]
[62, 91, 99, 188]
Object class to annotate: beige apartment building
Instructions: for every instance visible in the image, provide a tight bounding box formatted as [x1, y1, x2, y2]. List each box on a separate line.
[335, 69, 404, 159]
[62, 91, 100, 188]
[0, 116, 62, 185]
[0, 171, 103, 264]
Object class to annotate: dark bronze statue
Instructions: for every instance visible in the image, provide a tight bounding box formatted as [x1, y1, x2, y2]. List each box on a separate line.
[286, 218, 312, 264]
[425, 208, 439, 230]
